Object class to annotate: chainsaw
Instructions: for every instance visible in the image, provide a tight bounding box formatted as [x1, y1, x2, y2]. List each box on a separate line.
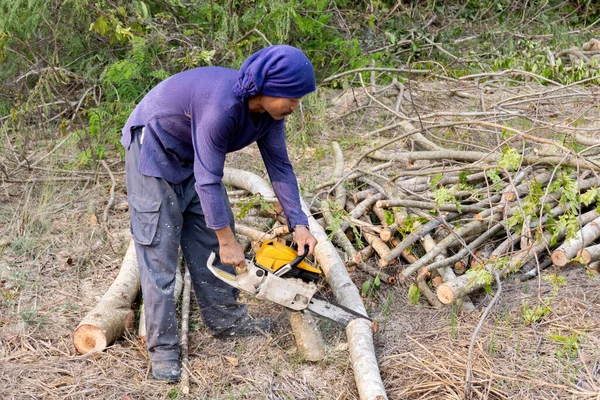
[207, 240, 370, 327]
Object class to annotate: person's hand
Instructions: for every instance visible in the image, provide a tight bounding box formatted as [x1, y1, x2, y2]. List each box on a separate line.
[215, 226, 247, 273]
[293, 226, 318, 256]
[219, 240, 246, 271]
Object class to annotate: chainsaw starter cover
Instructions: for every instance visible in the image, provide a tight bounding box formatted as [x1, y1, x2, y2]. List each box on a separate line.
[254, 240, 321, 275]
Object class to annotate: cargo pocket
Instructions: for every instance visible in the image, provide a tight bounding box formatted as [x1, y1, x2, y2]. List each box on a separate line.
[129, 193, 161, 245]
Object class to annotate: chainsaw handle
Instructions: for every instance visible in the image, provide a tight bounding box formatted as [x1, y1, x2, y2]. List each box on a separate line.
[289, 245, 310, 269]
[208, 251, 247, 275]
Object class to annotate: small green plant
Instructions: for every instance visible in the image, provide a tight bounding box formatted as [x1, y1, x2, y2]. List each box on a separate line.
[361, 275, 381, 297]
[520, 273, 565, 324]
[382, 291, 393, 319]
[383, 209, 395, 226]
[167, 389, 183, 399]
[487, 319, 499, 354]
[498, 147, 522, 170]
[21, 308, 47, 328]
[550, 331, 582, 359]
[521, 301, 551, 324]
[485, 168, 505, 193]
[462, 267, 494, 294]
[544, 273, 567, 297]
[408, 283, 420, 305]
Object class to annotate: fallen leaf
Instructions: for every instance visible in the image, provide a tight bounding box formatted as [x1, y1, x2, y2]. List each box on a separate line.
[48, 376, 73, 388]
[224, 356, 239, 367]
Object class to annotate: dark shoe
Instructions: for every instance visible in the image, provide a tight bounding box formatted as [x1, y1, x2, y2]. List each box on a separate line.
[217, 316, 274, 337]
[151, 360, 181, 382]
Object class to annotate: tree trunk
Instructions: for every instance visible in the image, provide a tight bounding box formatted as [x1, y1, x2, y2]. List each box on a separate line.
[73, 240, 139, 354]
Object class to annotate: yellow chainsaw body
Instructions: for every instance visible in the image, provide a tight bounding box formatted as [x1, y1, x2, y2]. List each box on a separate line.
[254, 240, 321, 275]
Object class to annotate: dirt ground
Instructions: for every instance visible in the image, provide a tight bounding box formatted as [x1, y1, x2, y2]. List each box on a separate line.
[2, 80, 600, 399]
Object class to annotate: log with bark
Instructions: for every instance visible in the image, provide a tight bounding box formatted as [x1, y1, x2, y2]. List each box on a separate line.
[225, 168, 388, 400]
[289, 312, 326, 362]
[73, 239, 139, 354]
[552, 215, 600, 266]
[301, 198, 388, 400]
[437, 209, 600, 304]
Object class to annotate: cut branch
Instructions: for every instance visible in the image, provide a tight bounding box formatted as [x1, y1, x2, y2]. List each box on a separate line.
[552, 216, 600, 266]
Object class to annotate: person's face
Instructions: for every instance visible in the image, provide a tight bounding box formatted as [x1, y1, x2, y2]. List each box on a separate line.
[259, 96, 300, 120]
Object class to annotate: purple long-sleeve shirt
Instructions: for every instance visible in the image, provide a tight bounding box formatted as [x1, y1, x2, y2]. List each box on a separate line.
[121, 66, 308, 231]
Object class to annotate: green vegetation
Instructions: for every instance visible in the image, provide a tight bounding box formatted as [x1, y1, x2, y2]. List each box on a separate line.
[521, 273, 566, 324]
[1, 1, 599, 169]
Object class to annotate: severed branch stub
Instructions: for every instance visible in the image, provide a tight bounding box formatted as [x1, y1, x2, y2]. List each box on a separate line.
[289, 311, 326, 362]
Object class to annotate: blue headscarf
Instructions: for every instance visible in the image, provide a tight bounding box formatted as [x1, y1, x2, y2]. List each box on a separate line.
[233, 45, 316, 100]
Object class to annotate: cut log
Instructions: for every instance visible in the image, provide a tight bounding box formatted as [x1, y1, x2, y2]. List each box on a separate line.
[224, 168, 274, 197]
[290, 311, 326, 362]
[301, 199, 388, 400]
[416, 267, 443, 308]
[354, 245, 374, 264]
[453, 258, 468, 275]
[438, 209, 600, 303]
[340, 193, 385, 232]
[552, 216, 600, 266]
[354, 188, 379, 203]
[235, 224, 278, 244]
[379, 207, 407, 242]
[579, 243, 600, 265]
[371, 202, 389, 228]
[227, 168, 388, 399]
[420, 234, 475, 312]
[388, 237, 419, 266]
[363, 231, 392, 267]
[74, 240, 139, 354]
[470, 248, 493, 269]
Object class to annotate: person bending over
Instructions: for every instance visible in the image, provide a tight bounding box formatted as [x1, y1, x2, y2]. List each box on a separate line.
[121, 45, 318, 381]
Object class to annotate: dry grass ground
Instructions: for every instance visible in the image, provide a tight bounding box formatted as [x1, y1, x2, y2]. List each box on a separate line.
[2, 79, 600, 399]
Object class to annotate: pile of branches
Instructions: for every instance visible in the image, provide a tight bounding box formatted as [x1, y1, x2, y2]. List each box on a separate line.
[230, 69, 600, 310]
[233, 136, 600, 310]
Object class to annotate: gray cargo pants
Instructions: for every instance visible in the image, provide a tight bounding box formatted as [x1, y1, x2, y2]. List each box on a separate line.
[125, 127, 247, 362]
